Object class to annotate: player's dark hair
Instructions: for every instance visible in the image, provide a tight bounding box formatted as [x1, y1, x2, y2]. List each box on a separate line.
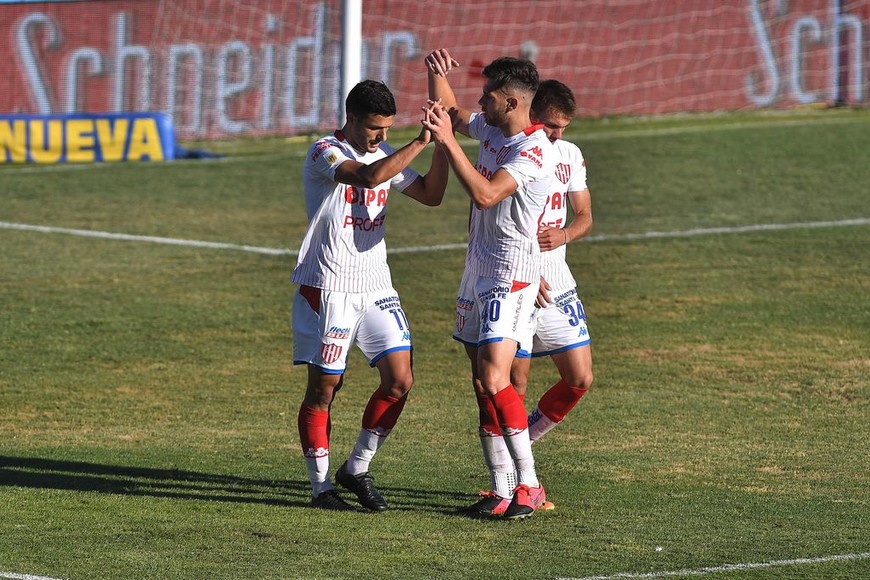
[532, 79, 577, 118]
[345, 80, 397, 118]
[482, 57, 540, 95]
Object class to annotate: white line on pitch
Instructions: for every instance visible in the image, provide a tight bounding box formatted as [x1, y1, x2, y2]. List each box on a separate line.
[1, 218, 868, 257]
[557, 551, 870, 580]
[0, 572, 65, 580]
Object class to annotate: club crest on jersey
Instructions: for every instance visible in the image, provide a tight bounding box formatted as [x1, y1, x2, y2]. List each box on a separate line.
[496, 145, 512, 165]
[556, 163, 571, 184]
[455, 314, 466, 332]
[321, 343, 343, 364]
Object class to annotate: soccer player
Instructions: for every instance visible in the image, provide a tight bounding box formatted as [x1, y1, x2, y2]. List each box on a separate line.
[293, 80, 449, 511]
[512, 79, 594, 445]
[422, 48, 555, 519]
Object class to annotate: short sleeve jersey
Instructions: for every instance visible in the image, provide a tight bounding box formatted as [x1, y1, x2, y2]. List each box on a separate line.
[538, 139, 588, 290]
[292, 131, 420, 292]
[465, 112, 556, 283]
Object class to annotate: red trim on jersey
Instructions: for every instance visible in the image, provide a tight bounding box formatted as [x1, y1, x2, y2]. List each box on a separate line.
[510, 280, 531, 293]
[523, 124, 544, 136]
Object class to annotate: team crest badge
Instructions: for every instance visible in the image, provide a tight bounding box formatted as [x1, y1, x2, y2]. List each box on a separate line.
[496, 145, 512, 165]
[455, 314, 466, 333]
[556, 163, 571, 184]
[321, 343, 343, 364]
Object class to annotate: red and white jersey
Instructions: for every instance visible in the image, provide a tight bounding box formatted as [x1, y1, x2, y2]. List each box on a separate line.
[539, 139, 587, 290]
[465, 112, 556, 283]
[292, 131, 420, 292]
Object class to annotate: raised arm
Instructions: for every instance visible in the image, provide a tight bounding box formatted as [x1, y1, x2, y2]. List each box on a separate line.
[422, 103, 518, 209]
[425, 48, 472, 137]
[333, 135, 430, 189]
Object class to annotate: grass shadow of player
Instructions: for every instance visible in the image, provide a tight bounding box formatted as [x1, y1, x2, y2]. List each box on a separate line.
[0, 455, 471, 513]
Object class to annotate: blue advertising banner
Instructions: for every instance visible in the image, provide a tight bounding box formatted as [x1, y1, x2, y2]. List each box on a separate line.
[0, 112, 175, 164]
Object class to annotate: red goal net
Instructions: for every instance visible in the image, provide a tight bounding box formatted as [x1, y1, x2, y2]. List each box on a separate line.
[2, 0, 867, 140]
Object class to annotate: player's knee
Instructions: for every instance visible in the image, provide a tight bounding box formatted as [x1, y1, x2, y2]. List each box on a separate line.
[579, 369, 593, 390]
[564, 368, 593, 392]
[383, 372, 414, 397]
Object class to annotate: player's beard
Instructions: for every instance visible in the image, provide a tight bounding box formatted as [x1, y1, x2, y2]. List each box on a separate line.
[483, 107, 508, 128]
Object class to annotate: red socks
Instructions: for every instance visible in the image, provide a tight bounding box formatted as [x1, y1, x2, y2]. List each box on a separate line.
[362, 389, 408, 432]
[538, 380, 588, 423]
[476, 393, 502, 436]
[491, 386, 528, 433]
[298, 405, 329, 458]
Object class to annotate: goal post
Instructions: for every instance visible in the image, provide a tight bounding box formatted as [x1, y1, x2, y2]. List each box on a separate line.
[340, 0, 362, 127]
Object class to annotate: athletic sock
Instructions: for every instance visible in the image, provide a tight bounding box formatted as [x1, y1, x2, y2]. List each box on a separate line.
[491, 387, 538, 488]
[529, 380, 588, 442]
[298, 404, 331, 497]
[475, 393, 514, 497]
[345, 389, 408, 475]
[480, 435, 516, 498]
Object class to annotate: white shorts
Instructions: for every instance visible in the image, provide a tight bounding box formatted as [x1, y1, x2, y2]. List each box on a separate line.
[292, 285, 412, 374]
[530, 286, 591, 357]
[453, 271, 537, 357]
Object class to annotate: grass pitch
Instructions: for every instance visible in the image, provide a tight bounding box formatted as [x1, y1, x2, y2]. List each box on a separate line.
[1, 109, 869, 579]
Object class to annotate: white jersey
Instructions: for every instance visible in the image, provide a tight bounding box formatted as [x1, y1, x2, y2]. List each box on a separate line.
[539, 139, 588, 291]
[465, 112, 556, 283]
[292, 130, 420, 292]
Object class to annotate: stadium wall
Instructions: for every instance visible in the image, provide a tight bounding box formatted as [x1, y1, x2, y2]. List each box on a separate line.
[1, 0, 867, 140]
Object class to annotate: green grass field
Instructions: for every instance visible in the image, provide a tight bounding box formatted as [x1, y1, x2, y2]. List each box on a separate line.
[1, 109, 869, 580]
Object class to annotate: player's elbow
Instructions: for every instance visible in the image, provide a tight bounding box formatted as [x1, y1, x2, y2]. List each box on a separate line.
[473, 198, 497, 210]
[420, 194, 444, 207]
[357, 175, 383, 189]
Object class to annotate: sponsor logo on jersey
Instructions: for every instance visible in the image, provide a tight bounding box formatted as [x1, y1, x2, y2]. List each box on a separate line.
[375, 295, 401, 311]
[478, 285, 510, 301]
[556, 163, 571, 184]
[344, 214, 386, 231]
[321, 343, 343, 364]
[345, 186, 388, 207]
[520, 145, 543, 168]
[475, 163, 494, 179]
[456, 297, 474, 311]
[311, 140, 331, 160]
[325, 326, 350, 339]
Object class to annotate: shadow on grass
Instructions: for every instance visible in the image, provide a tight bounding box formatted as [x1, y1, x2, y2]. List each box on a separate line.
[0, 456, 472, 514]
